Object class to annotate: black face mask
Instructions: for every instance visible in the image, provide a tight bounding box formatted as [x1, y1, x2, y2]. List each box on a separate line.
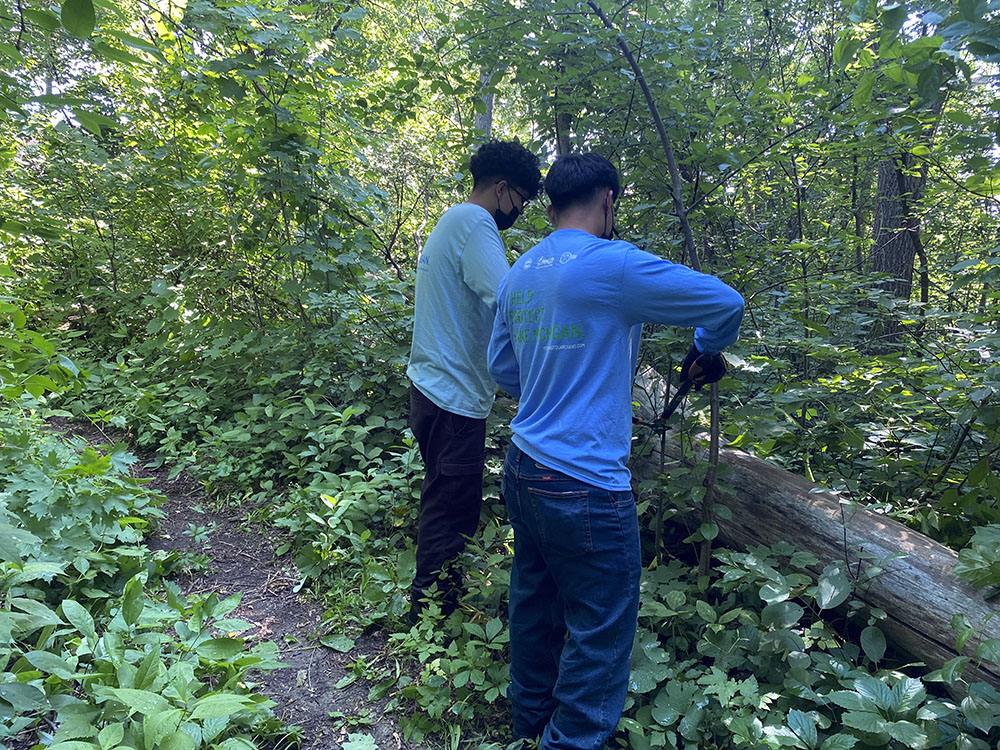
[494, 205, 520, 231]
[599, 202, 614, 240]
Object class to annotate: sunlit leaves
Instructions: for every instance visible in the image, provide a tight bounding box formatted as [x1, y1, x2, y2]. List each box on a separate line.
[61, 0, 97, 38]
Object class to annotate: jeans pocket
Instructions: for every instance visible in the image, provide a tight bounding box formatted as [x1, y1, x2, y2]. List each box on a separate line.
[609, 490, 636, 508]
[526, 486, 592, 556]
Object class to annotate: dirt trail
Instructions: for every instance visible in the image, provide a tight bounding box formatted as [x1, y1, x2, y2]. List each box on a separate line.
[50, 419, 421, 750]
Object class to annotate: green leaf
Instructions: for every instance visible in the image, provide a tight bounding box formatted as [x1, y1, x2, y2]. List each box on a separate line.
[25, 650, 77, 679]
[215, 740, 258, 750]
[948, 110, 974, 126]
[320, 634, 355, 652]
[861, 626, 886, 662]
[24, 9, 61, 31]
[854, 675, 894, 710]
[61, 0, 96, 38]
[12, 561, 66, 584]
[340, 7, 366, 21]
[189, 693, 255, 720]
[976, 638, 1000, 664]
[0, 682, 46, 711]
[852, 71, 877, 109]
[342, 734, 377, 750]
[819, 735, 858, 750]
[881, 3, 907, 33]
[788, 709, 818, 748]
[143, 708, 183, 749]
[0, 41, 25, 63]
[761, 601, 803, 629]
[104, 28, 167, 61]
[160, 731, 196, 750]
[485, 617, 503, 641]
[834, 36, 862, 69]
[11, 597, 65, 627]
[760, 577, 790, 603]
[49, 743, 100, 750]
[73, 108, 117, 135]
[98, 687, 171, 714]
[695, 599, 717, 623]
[892, 677, 926, 713]
[967, 458, 991, 487]
[885, 720, 928, 748]
[122, 574, 144, 625]
[815, 566, 851, 609]
[98, 723, 124, 749]
[960, 693, 998, 733]
[62, 599, 97, 641]
[134, 646, 163, 690]
[195, 637, 245, 660]
[91, 40, 149, 66]
[841, 710, 886, 733]
[826, 691, 869, 711]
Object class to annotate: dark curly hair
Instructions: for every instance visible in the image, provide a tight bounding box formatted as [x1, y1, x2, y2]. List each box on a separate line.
[469, 140, 542, 200]
[545, 152, 620, 214]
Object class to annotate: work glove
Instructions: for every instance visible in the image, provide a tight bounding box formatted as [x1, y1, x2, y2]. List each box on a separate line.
[679, 344, 727, 390]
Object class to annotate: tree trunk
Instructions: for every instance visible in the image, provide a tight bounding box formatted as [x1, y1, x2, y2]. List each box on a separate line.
[870, 155, 924, 301]
[473, 71, 494, 138]
[555, 98, 572, 155]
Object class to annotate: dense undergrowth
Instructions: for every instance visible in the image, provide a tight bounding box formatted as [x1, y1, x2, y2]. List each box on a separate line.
[14, 284, 996, 750]
[0, 408, 291, 750]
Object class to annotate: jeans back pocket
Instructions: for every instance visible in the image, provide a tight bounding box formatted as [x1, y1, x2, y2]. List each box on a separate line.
[526, 485, 592, 557]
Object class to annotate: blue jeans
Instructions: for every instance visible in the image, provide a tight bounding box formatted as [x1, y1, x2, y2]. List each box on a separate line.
[503, 444, 641, 750]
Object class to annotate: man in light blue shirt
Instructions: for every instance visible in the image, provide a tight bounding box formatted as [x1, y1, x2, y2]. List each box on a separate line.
[407, 140, 541, 622]
[489, 153, 743, 749]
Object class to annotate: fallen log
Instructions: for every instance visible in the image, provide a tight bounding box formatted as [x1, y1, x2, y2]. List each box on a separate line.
[630, 377, 1000, 691]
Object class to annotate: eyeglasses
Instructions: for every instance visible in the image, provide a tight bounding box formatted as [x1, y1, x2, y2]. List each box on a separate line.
[509, 184, 531, 209]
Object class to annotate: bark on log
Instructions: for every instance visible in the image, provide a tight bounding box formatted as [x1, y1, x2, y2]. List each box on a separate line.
[631, 376, 1000, 691]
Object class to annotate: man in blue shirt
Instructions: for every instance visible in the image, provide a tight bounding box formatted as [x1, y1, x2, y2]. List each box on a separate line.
[488, 153, 743, 749]
[407, 140, 541, 622]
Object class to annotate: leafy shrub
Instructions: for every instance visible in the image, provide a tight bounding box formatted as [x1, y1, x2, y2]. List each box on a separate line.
[0, 413, 287, 749]
[955, 525, 1000, 591]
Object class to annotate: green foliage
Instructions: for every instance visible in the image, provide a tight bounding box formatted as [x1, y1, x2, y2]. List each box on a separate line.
[955, 525, 1000, 591]
[0, 413, 286, 748]
[615, 543, 999, 749]
[0, 297, 79, 401]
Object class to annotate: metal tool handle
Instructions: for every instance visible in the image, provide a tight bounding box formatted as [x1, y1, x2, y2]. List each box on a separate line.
[658, 379, 694, 422]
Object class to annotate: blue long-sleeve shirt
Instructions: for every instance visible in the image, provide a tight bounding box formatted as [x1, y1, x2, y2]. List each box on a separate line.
[488, 229, 744, 490]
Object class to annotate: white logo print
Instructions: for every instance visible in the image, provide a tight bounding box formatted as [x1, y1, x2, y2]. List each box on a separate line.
[523, 258, 533, 270]
[536, 256, 555, 268]
[559, 252, 578, 265]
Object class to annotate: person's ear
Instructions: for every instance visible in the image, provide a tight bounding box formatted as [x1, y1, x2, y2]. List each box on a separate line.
[546, 204, 556, 225]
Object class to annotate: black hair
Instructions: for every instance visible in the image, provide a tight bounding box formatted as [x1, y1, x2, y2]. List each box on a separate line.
[544, 153, 620, 214]
[469, 139, 542, 200]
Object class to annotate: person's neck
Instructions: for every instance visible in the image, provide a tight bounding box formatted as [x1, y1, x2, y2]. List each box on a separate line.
[467, 189, 495, 213]
[554, 211, 605, 237]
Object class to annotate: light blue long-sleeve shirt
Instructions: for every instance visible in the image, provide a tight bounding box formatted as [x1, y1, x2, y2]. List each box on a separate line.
[407, 203, 509, 418]
[488, 229, 744, 490]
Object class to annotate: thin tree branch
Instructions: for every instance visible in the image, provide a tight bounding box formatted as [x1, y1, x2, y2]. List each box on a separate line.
[586, 0, 701, 271]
